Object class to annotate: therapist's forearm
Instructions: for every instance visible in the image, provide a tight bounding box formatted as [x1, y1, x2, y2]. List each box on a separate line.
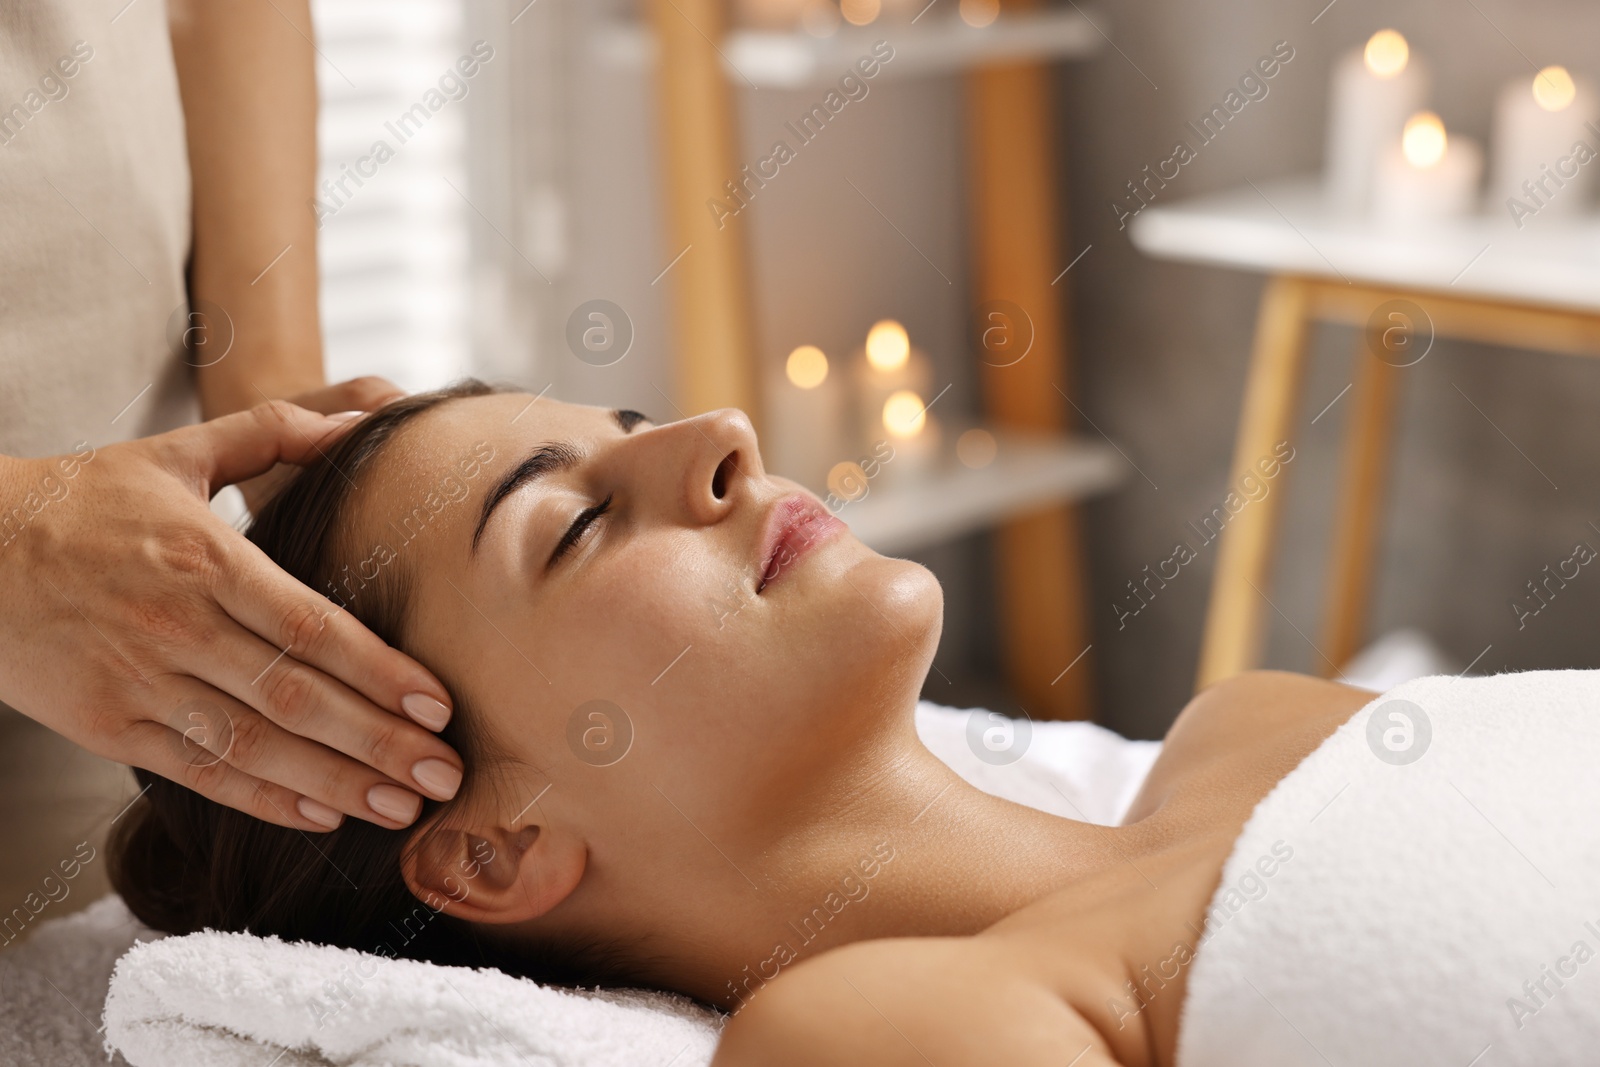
[169, 0, 325, 420]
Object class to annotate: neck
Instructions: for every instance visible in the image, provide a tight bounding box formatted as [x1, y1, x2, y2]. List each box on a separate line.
[654, 725, 1109, 1010]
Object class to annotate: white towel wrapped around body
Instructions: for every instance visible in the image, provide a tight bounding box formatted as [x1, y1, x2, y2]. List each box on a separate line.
[1177, 669, 1600, 1066]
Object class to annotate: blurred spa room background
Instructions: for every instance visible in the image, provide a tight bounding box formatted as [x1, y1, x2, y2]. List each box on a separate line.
[311, 0, 1600, 739]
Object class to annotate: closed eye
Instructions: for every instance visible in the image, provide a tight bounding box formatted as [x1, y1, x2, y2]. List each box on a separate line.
[549, 492, 613, 567]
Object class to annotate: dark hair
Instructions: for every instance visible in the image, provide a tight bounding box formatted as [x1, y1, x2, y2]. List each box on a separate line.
[108, 381, 633, 986]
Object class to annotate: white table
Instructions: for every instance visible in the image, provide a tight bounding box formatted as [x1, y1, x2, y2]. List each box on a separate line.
[1130, 177, 1600, 688]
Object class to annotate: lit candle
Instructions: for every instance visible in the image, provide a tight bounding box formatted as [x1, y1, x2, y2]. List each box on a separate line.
[854, 319, 932, 453]
[1489, 66, 1599, 229]
[875, 389, 940, 489]
[839, 0, 880, 26]
[1372, 111, 1484, 225]
[958, 0, 1000, 28]
[1324, 29, 1430, 214]
[763, 344, 846, 493]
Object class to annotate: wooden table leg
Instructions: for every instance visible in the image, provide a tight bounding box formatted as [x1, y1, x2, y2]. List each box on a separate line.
[1318, 330, 1403, 674]
[1195, 275, 1314, 690]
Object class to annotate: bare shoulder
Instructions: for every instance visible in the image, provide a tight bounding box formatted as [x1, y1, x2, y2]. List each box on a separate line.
[711, 936, 1120, 1067]
[1167, 670, 1371, 749]
[1124, 670, 1374, 823]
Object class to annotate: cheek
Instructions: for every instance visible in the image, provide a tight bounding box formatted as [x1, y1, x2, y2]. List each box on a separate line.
[479, 537, 943, 796]
[530, 537, 721, 705]
[498, 544, 755, 791]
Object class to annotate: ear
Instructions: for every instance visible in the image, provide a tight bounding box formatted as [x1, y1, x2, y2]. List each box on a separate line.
[400, 816, 586, 925]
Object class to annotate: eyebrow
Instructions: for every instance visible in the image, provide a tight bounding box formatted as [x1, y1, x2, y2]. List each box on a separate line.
[470, 408, 651, 554]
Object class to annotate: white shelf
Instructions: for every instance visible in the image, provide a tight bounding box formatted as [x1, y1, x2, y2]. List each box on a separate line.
[1127, 176, 1600, 314]
[725, 10, 1103, 87]
[591, 9, 1105, 89]
[835, 430, 1123, 555]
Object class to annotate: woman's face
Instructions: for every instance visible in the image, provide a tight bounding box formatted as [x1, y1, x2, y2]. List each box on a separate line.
[344, 393, 942, 915]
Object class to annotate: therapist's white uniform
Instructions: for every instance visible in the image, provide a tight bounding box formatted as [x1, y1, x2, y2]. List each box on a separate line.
[0, 1, 197, 927]
[1, 0, 196, 458]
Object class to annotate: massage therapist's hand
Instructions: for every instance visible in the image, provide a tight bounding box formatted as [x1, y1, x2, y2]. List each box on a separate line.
[235, 376, 408, 515]
[0, 400, 462, 831]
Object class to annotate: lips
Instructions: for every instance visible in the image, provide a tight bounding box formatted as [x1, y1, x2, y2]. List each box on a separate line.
[755, 492, 846, 594]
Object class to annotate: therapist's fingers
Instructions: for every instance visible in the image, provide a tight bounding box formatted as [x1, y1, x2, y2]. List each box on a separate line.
[155, 673, 432, 830]
[165, 398, 363, 492]
[235, 378, 407, 515]
[180, 609, 461, 820]
[120, 718, 340, 832]
[212, 531, 457, 736]
[286, 375, 407, 416]
[180, 397, 464, 788]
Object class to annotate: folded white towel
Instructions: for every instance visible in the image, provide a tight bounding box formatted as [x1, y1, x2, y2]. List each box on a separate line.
[99, 701, 1160, 1067]
[104, 930, 723, 1067]
[1177, 669, 1600, 1066]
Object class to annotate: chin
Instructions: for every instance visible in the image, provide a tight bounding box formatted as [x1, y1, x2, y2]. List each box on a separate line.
[729, 554, 941, 796]
[874, 555, 944, 644]
[827, 552, 944, 689]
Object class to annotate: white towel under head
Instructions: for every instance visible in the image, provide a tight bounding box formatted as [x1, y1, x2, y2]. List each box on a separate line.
[105, 928, 722, 1067]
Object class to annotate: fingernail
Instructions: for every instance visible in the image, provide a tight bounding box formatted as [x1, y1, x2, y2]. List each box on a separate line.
[327, 410, 366, 423]
[296, 796, 344, 831]
[401, 692, 451, 731]
[367, 783, 422, 825]
[412, 758, 462, 800]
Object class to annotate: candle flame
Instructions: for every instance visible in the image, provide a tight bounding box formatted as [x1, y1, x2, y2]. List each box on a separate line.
[840, 0, 880, 26]
[865, 319, 910, 372]
[1363, 29, 1409, 79]
[883, 390, 927, 438]
[1402, 111, 1447, 169]
[1533, 66, 1577, 112]
[959, 0, 1000, 28]
[786, 345, 829, 389]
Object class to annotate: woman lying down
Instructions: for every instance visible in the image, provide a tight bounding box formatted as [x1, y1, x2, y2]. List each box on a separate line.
[110, 381, 1600, 1066]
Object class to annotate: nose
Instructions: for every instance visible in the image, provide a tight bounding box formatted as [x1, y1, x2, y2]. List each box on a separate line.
[675, 408, 763, 525]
